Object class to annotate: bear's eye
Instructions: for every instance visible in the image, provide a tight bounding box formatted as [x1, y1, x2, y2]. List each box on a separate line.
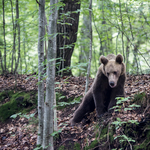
[107, 73, 109, 76]
[114, 71, 117, 75]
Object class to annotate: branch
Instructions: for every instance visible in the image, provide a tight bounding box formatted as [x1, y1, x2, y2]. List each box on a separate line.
[104, 16, 150, 68]
[36, 0, 40, 5]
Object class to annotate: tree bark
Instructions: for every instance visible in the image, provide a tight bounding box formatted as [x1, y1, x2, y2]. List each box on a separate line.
[56, 0, 80, 76]
[2, 0, 6, 73]
[14, 0, 21, 74]
[85, 0, 92, 93]
[119, 0, 125, 62]
[43, 0, 58, 149]
[37, 0, 45, 146]
[10, 0, 17, 73]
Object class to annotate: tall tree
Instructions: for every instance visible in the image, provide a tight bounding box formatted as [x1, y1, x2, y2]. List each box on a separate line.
[37, 0, 45, 146]
[43, 0, 58, 149]
[56, 0, 80, 76]
[14, 0, 21, 74]
[2, 0, 6, 73]
[10, 0, 17, 73]
[85, 0, 92, 93]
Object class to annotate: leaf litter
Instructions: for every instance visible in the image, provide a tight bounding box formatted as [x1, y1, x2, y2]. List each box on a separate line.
[0, 74, 150, 149]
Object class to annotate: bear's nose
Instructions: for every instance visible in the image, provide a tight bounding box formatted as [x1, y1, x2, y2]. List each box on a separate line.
[109, 81, 115, 87]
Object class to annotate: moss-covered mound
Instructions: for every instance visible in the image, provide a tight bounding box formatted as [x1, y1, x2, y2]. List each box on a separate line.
[0, 90, 37, 122]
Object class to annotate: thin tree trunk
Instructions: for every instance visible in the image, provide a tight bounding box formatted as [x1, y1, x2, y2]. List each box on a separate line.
[43, 0, 58, 149]
[85, 0, 92, 93]
[14, 0, 20, 74]
[92, 12, 104, 56]
[54, 93, 57, 131]
[119, 0, 125, 62]
[10, 0, 16, 73]
[2, 0, 6, 73]
[37, 0, 45, 146]
[23, 21, 27, 72]
[0, 51, 4, 73]
[126, 38, 130, 73]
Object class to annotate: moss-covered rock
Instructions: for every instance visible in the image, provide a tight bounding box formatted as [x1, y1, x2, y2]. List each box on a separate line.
[0, 90, 37, 122]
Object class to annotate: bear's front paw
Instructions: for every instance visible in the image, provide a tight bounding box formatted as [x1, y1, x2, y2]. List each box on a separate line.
[69, 118, 76, 126]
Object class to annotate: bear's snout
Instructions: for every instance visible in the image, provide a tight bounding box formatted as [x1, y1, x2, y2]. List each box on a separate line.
[109, 81, 116, 88]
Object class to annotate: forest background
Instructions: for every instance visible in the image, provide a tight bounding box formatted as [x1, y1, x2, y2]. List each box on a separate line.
[1, 0, 150, 77]
[1, 0, 150, 149]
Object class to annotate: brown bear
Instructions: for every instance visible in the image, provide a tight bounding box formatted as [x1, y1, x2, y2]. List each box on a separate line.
[70, 54, 126, 125]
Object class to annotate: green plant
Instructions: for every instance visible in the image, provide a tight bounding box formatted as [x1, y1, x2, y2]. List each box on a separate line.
[111, 97, 140, 150]
[57, 98, 80, 107]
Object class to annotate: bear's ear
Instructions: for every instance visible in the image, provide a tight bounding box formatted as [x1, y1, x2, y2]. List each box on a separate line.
[100, 55, 108, 65]
[116, 54, 123, 64]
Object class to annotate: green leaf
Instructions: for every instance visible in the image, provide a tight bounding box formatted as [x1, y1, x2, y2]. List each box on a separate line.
[10, 113, 21, 119]
[51, 129, 62, 136]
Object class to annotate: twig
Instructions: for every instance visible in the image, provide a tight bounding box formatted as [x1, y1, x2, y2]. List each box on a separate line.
[107, 123, 111, 150]
[59, 138, 74, 146]
[36, 0, 40, 5]
[143, 94, 150, 115]
[104, 15, 150, 68]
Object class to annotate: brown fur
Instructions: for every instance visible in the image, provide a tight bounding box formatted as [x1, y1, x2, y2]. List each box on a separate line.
[70, 54, 126, 125]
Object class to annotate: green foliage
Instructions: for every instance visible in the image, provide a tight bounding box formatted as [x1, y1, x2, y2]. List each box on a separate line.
[87, 96, 142, 149]
[34, 145, 43, 150]
[10, 112, 36, 120]
[133, 92, 146, 105]
[58, 145, 65, 150]
[1, 0, 150, 75]
[84, 138, 98, 150]
[57, 98, 81, 107]
[51, 129, 62, 137]
[74, 143, 80, 150]
[55, 90, 81, 109]
[111, 97, 140, 149]
[10, 112, 22, 119]
[134, 130, 150, 150]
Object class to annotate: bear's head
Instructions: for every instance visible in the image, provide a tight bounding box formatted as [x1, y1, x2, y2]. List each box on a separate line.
[100, 54, 125, 88]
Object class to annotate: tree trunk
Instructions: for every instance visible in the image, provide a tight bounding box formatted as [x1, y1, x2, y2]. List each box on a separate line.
[43, 0, 58, 149]
[37, 0, 45, 146]
[10, 0, 17, 73]
[56, 0, 80, 76]
[2, 0, 6, 73]
[85, 0, 92, 93]
[23, 21, 27, 73]
[119, 0, 125, 62]
[14, 0, 20, 74]
[0, 51, 4, 73]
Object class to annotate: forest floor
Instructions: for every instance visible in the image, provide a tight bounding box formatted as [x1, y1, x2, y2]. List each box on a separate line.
[0, 73, 150, 150]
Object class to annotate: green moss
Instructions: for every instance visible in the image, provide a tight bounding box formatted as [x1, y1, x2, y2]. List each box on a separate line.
[58, 145, 65, 150]
[101, 126, 108, 138]
[133, 92, 146, 106]
[84, 139, 98, 150]
[0, 99, 19, 121]
[0, 90, 37, 122]
[74, 143, 80, 150]
[0, 91, 14, 103]
[134, 130, 150, 150]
